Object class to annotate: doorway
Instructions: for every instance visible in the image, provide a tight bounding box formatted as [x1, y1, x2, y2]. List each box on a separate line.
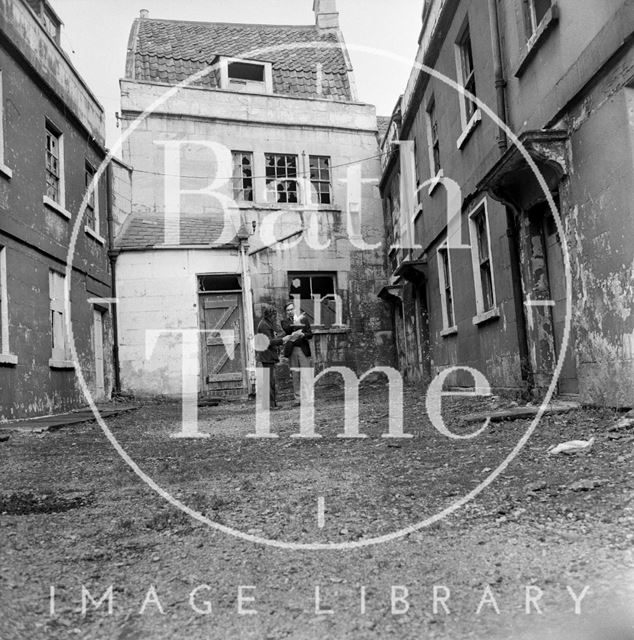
[92, 307, 106, 400]
[198, 275, 247, 398]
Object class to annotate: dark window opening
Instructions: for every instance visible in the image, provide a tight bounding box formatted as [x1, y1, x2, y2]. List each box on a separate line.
[198, 274, 242, 292]
[524, 0, 552, 37]
[228, 61, 265, 83]
[288, 273, 338, 327]
[85, 161, 96, 229]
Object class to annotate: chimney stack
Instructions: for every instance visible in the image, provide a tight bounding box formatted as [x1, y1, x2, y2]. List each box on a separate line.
[139, 9, 149, 19]
[313, 0, 339, 30]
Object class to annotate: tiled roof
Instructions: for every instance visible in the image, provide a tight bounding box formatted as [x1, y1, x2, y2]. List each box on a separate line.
[116, 212, 239, 251]
[127, 18, 353, 100]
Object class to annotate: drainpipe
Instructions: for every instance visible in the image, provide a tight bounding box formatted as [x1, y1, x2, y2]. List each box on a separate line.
[238, 230, 256, 395]
[106, 162, 121, 395]
[488, 0, 532, 396]
[488, 0, 508, 151]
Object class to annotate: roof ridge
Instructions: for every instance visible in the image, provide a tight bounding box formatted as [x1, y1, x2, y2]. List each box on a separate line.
[140, 18, 318, 30]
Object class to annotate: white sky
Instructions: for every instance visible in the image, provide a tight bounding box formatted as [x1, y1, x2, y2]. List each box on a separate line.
[51, 0, 423, 148]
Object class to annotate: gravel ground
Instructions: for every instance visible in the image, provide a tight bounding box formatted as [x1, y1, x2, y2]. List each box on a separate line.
[1, 388, 634, 640]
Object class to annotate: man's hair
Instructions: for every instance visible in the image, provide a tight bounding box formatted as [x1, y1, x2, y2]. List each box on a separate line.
[262, 304, 277, 321]
[285, 302, 295, 311]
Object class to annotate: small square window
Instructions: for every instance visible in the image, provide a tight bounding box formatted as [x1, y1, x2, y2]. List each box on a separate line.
[288, 272, 340, 327]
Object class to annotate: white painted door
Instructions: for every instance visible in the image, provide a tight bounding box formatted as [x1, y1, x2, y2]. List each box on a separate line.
[93, 309, 105, 400]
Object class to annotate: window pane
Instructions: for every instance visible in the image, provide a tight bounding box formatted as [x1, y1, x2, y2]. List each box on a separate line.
[533, 0, 551, 25]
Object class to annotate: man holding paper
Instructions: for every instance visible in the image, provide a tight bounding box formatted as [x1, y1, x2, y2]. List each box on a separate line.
[280, 301, 314, 406]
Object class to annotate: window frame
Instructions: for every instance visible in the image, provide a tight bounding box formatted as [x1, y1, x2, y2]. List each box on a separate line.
[309, 155, 332, 206]
[524, 0, 552, 39]
[454, 22, 482, 146]
[84, 160, 98, 229]
[468, 199, 498, 321]
[437, 244, 456, 334]
[0, 70, 10, 180]
[425, 95, 442, 179]
[49, 270, 74, 368]
[265, 153, 299, 204]
[220, 57, 273, 93]
[45, 121, 64, 205]
[288, 272, 341, 328]
[231, 151, 254, 203]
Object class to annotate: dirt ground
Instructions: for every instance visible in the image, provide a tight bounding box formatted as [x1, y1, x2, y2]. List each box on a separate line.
[1, 387, 634, 640]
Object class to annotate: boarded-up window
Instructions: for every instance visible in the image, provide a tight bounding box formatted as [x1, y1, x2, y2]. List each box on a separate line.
[49, 270, 69, 362]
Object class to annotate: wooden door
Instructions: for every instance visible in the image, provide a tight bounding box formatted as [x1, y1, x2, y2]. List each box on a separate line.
[543, 212, 579, 396]
[199, 293, 246, 397]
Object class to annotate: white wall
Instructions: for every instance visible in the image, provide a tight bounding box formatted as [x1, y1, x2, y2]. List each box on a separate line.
[116, 248, 240, 396]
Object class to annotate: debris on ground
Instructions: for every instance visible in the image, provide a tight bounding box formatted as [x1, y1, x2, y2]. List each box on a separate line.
[463, 401, 579, 424]
[609, 409, 634, 432]
[548, 437, 595, 455]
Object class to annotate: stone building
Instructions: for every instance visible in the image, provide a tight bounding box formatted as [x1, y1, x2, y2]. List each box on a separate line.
[115, 1, 391, 399]
[0, 0, 113, 419]
[380, 0, 634, 406]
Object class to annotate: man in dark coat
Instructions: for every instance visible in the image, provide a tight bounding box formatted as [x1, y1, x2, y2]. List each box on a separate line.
[256, 304, 287, 409]
[280, 301, 313, 405]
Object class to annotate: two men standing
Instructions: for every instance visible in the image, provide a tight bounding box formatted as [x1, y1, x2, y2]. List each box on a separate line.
[255, 302, 313, 409]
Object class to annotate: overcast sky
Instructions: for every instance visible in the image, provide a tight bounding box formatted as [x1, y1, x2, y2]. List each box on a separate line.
[52, 0, 423, 149]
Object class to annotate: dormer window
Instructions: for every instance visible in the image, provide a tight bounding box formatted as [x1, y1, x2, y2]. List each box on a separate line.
[220, 58, 272, 93]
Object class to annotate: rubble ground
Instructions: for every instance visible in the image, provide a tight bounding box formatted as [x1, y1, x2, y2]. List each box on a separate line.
[1, 388, 633, 640]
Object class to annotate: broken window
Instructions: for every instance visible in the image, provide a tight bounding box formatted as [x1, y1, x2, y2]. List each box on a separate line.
[45, 123, 63, 204]
[49, 270, 70, 363]
[265, 153, 298, 204]
[288, 272, 339, 327]
[232, 151, 254, 202]
[309, 156, 332, 205]
[469, 204, 496, 314]
[456, 26, 477, 125]
[437, 246, 455, 330]
[84, 161, 98, 231]
[524, 0, 552, 38]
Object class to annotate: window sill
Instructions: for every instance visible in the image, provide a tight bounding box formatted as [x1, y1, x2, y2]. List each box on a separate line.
[472, 306, 501, 326]
[0, 353, 18, 366]
[0, 162, 13, 180]
[43, 196, 71, 220]
[440, 326, 458, 338]
[428, 169, 444, 195]
[312, 326, 349, 335]
[457, 109, 482, 150]
[49, 359, 76, 370]
[84, 225, 106, 244]
[514, 4, 559, 78]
